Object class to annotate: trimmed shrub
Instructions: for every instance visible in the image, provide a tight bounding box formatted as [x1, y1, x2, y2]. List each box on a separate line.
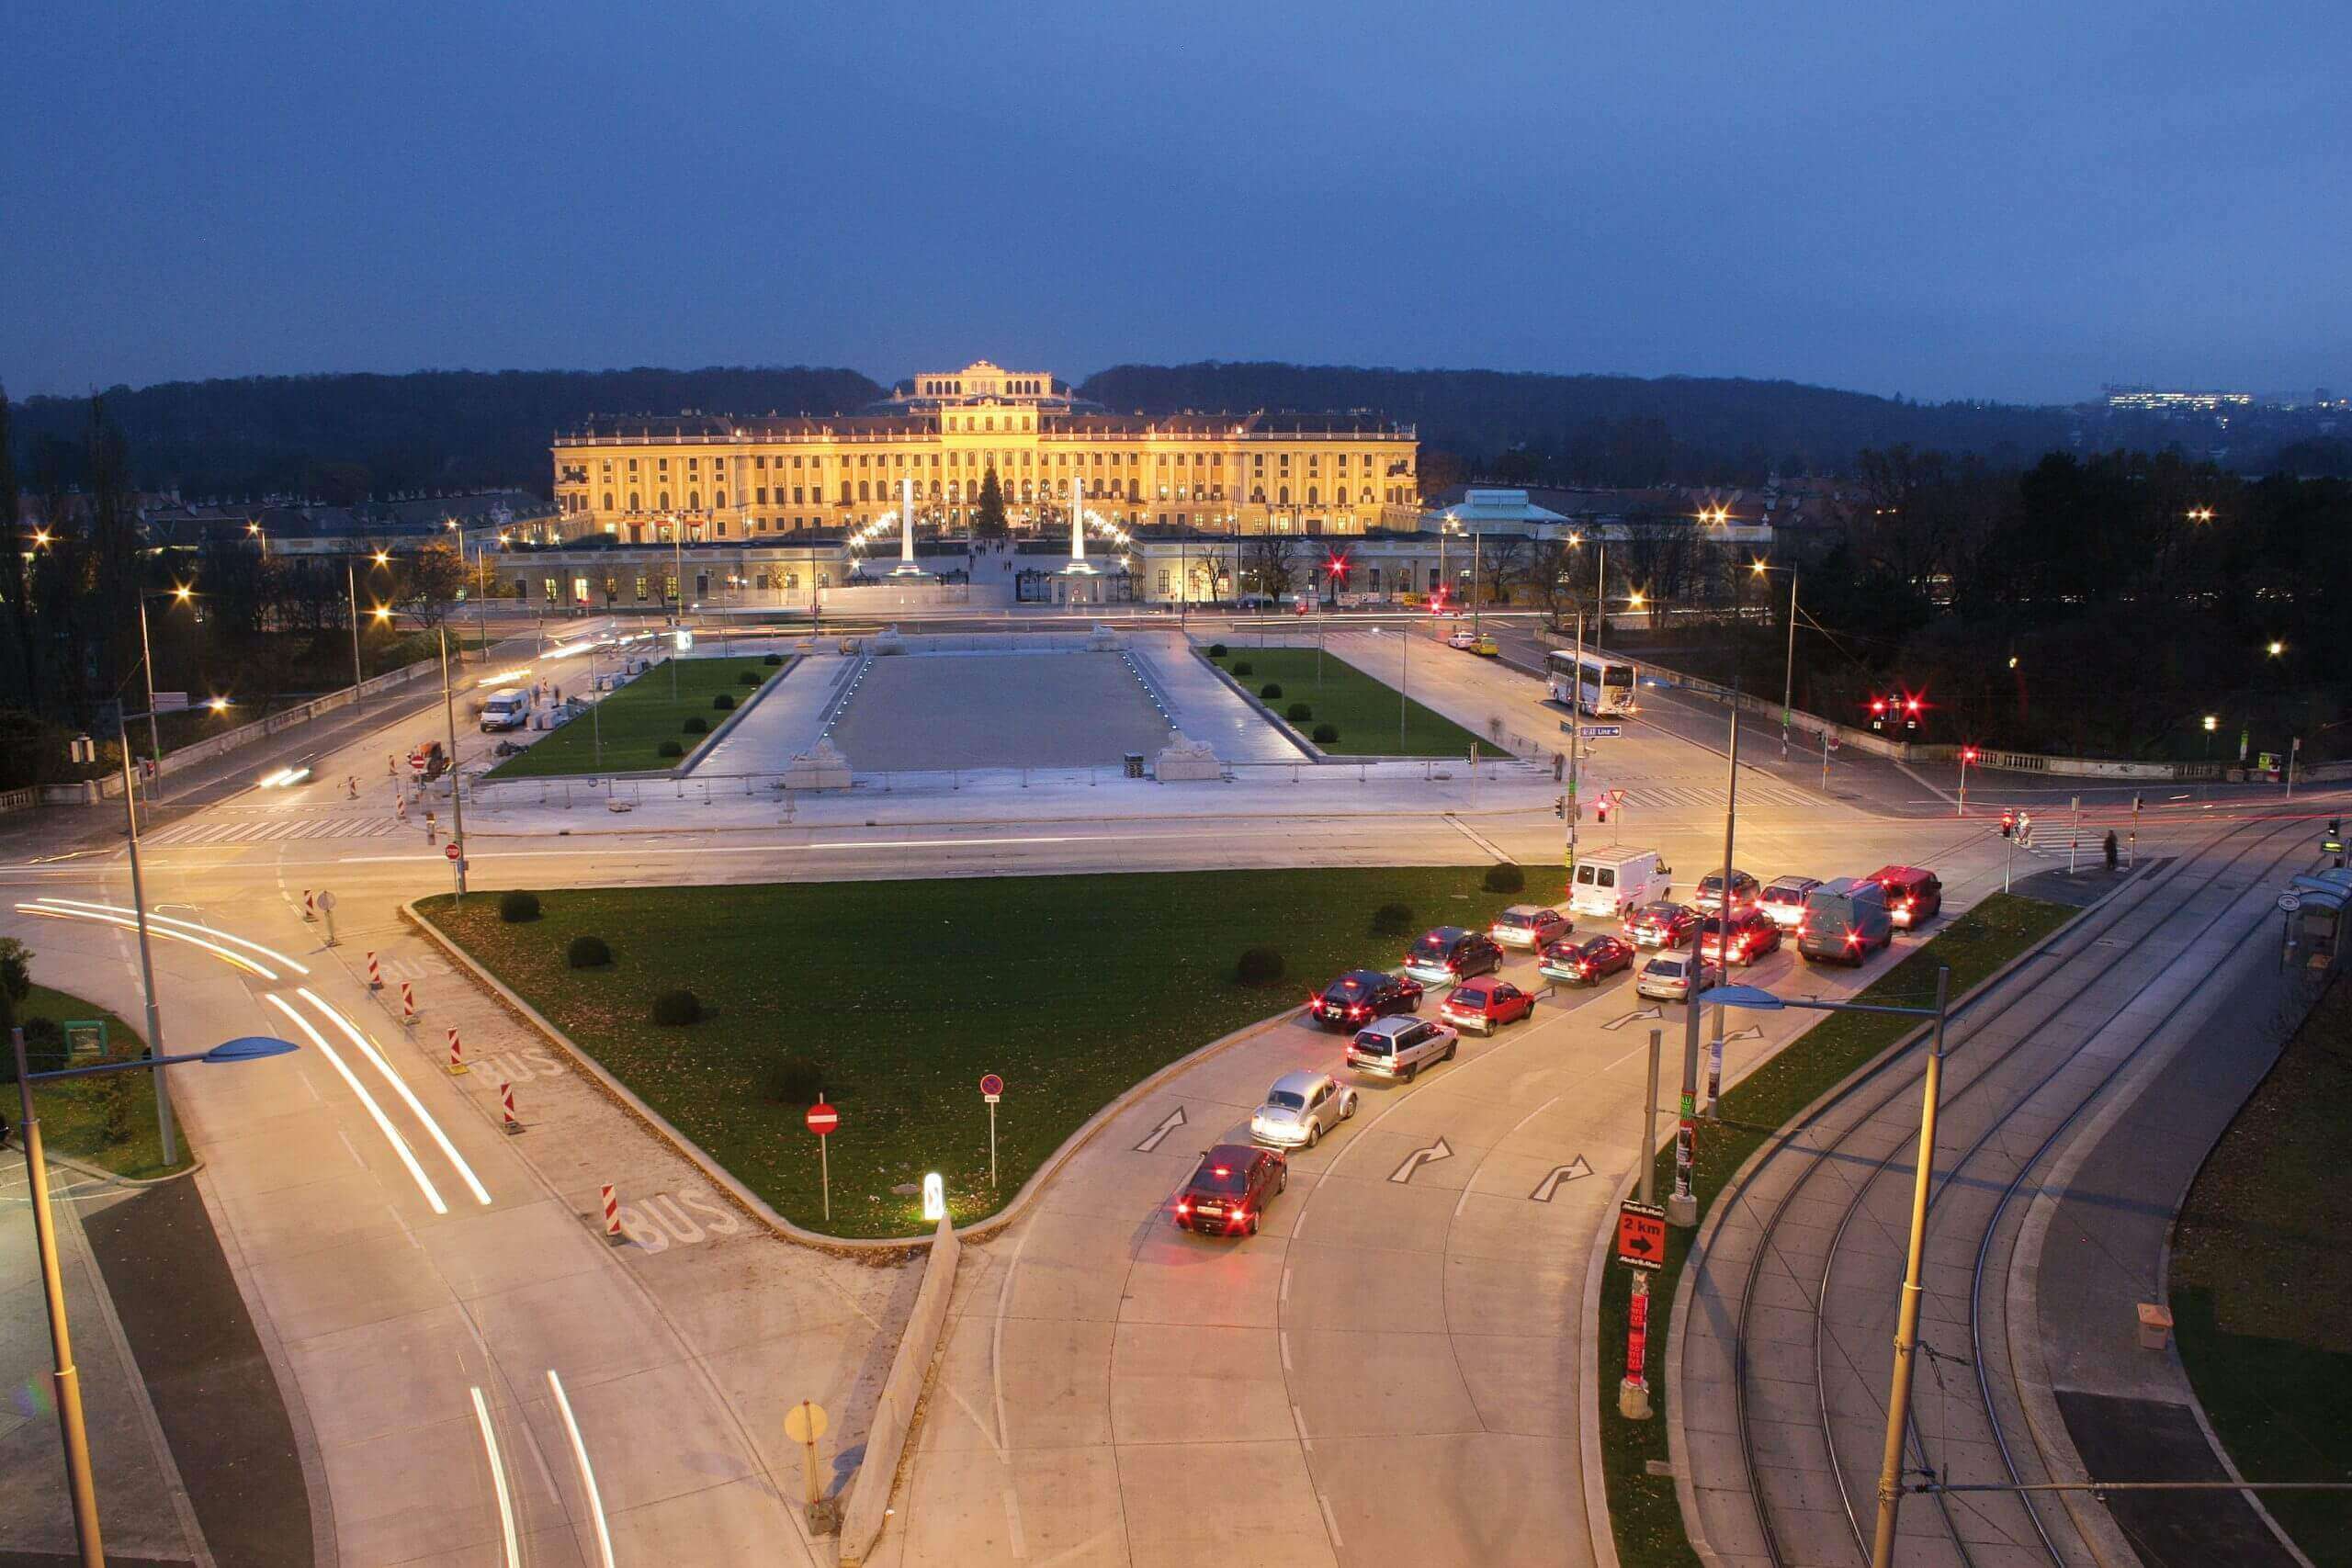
[658, 739, 684, 759]
[1232, 660, 1254, 677]
[1483, 863, 1527, 894]
[763, 652, 785, 666]
[1207, 643, 1228, 659]
[650, 987, 703, 1026]
[567, 934, 612, 968]
[1286, 702, 1312, 722]
[768, 1055, 828, 1106]
[1234, 945, 1286, 987]
[1370, 901, 1415, 936]
[497, 890, 541, 923]
[1260, 682, 1283, 700]
[740, 670, 763, 685]
[682, 715, 707, 734]
[1313, 722, 1340, 744]
[713, 692, 736, 711]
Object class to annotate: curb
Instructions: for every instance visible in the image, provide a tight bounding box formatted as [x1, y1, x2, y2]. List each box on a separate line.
[402, 897, 1306, 1251]
[676, 651, 799, 775]
[1660, 874, 2144, 1567]
[1190, 643, 1329, 761]
[34, 1147, 206, 1189]
[458, 795, 1559, 840]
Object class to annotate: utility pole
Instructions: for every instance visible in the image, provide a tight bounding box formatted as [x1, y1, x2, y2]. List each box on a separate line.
[13, 1027, 106, 1568]
[1566, 606, 1584, 887]
[346, 561, 366, 710]
[1398, 615, 1411, 750]
[1781, 568, 1797, 760]
[1707, 706, 1741, 1115]
[1621, 1025, 1665, 1422]
[440, 629, 469, 902]
[1870, 967, 1953, 1568]
[136, 599, 163, 791]
[113, 717, 175, 1165]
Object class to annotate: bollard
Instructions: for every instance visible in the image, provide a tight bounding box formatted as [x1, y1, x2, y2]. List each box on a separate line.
[400, 981, 417, 1027]
[367, 951, 382, 989]
[500, 1081, 522, 1134]
[601, 1184, 624, 1243]
[447, 1025, 468, 1076]
[302, 889, 317, 922]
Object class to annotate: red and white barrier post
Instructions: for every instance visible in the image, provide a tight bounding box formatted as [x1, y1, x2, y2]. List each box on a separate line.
[366, 951, 382, 990]
[301, 888, 316, 922]
[500, 1081, 522, 1134]
[447, 1025, 467, 1076]
[400, 981, 417, 1027]
[601, 1184, 623, 1244]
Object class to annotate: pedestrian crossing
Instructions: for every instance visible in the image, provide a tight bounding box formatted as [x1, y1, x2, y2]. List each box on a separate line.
[1606, 780, 1821, 813]
[142, 816, 412, 846]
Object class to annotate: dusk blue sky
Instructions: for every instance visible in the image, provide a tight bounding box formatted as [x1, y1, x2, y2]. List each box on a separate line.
[6, 1, 2346, 405]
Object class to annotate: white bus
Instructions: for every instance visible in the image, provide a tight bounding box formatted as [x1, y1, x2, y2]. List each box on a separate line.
[1548, 649, 1638, 716]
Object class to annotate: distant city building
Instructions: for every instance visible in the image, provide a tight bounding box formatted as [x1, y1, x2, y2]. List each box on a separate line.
[2102, 384, 2256, 414]
[549, 358, 1420, 544]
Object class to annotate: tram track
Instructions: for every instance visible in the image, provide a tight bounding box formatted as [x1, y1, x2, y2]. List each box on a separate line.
[1717, 813, 2314, 1567]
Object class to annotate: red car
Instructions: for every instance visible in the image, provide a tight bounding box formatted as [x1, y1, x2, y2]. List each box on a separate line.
[1439, 976, 1537, 1035]
[1173, 1144, 1287, 1236]
[1625, 901, 1701, 950]
[1699, 909, 1782, 966]
[1540, 933, 1634, 985]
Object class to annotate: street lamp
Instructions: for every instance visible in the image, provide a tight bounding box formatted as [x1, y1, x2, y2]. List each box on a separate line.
[12, 1025, 299, 1568]
[1702, 974, 1952, 1568]
[2188, 506, 2216, 525]
[2202, 712, 2218, 760]
[2267, 639, 2285, 658]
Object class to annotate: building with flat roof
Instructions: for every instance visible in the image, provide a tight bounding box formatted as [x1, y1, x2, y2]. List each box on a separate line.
[550, 359, 1419, 544]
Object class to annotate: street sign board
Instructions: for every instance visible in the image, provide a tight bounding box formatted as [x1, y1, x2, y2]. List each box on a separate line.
[783, 1399, 830, 1444]
[63, 1020, 107, 1061]
[315, 890, 337, 912]
[1618, 1201, 1667, 1271]
[805, 1103, 840, 1135]
[979, 1073, 1004, 1098]
[1586, 724, 1623, 739]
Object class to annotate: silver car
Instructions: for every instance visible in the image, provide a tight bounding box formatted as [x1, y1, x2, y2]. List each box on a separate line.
[1345, 1015, 1460, 1083]
[1249, 1071, 1359, 1149]
[1636, 953, 1724, 1003]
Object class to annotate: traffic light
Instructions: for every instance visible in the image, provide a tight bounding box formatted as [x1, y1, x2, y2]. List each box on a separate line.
[1962, 747, 1978, 765]
[2000, 809, 2015, 838]
[1870, 697, 1887, 732]
[1554, 795, 1566, 819]
[1904, 695, 1922, 732]
[1597, 795, 1611, 824]
[2326, 819, 2344, 862]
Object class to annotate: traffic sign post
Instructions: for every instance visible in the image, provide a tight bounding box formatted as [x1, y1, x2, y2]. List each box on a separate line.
[1618, 1200, 1667, 1270]
[1617, 1201, 1668, 1419]
[783, 1398, 834, 1531]
[805, 1097, 839, 1223]
[979, 1074, 1004, 1188]
[315, 888, 338, 948]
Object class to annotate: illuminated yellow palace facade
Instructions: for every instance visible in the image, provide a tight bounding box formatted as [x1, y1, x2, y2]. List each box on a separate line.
[551, 359, 1419, 542]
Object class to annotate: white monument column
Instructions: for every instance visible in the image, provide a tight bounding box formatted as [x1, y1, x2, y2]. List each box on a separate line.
[1071, 497, 1087, 565]
[900, 475, 915, 568]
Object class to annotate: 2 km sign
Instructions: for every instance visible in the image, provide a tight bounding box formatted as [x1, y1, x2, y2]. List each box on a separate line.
[1617, 1201, 1667, 1272]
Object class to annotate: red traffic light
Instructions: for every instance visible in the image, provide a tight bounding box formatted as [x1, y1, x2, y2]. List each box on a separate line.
[1870, 698, 1887, 714]
[1905, 696, 1923, 713]
[1962, 747, 1978, 763]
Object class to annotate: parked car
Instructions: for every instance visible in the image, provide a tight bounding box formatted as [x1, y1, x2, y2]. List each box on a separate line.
[1799, 877, 1894, 963]
[1446, 628, 1481, 650]
[1173, 1144, 1287, 1235]
[1490, 904, 1569, 950]
[1401, 927, 1504, 985]
[479, 688, 533, 731]
[1636, 953, 1724, 1003]
[1624, 901, 1701, 950]
[1306, 969, 1424, 1030]
[1868, 865, 1944, 929]
[1345, 1015, 1460, 1082]
[1250, 1071, 1358, 1149]
[1698, 909, 1783, 966]
[1758, 875, 1823, 930]
[1570, 849, 1673, 919]
[1440, 976, 1537, 1034]
[1540, 933, 1635, 985]
[1468, 636, 1499, 658]
[1692, 869, 1761, 915]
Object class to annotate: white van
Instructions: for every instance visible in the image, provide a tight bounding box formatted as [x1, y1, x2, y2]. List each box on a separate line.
[480, 689, 532, 732]
[1568, 849, 1672, 920]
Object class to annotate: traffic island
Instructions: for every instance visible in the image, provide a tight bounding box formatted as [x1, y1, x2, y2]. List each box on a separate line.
[483, 655, 784, 777]
[8, 983, 194, 1182]
[415, 866, 1536, 1238]
[1200, 644, 1489, 757]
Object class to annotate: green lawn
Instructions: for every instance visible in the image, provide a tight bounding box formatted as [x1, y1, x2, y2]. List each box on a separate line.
[1598, 892, 2075, 1568]
[8, 985, 192, 1181]
[485, 655, 786, 777]
[1203, 644, 1491, 757]
[2170, 975, 2352, 1565]
[421, 867, 1534, 1236]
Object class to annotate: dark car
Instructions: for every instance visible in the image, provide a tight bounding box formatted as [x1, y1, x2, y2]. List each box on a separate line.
[1692, 869, 1761, 916]
[1624, 901, 1701, 950]
[1173, 1144, 1287, 1236]
[1306, 968, 1425, 1030]
[1539, 933, 1635, 985]
[1440, 976, 1537, 1034]
[1867, 865, 1944, 930]
[1698, 909, 1782, 966]
[1401, 927, 1504, 984]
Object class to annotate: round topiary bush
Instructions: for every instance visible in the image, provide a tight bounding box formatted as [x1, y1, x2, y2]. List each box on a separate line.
[1313, 722, 1340, 744]
[1234, 945, 1286, 987]
[1371, 901, 1415, 936]
[1232, 660, 1254, 677]
[1208, 643, 1228, 659]
[1260, 682, 1283, 700]
[658, 739, 684, 759]
[767, 1055, 828, 1106]
[763, 651, 785, 666]
[1286, 702, 1312, 722]
[713, 692, 736, 711]
[740, 670, 763, 685]
[498, 890, 541, 923]
[1483, 863, 1527, 894]
[650, 987, 703, 1026]
[567, 934, 612, 968]
[682, 715, 707, 734]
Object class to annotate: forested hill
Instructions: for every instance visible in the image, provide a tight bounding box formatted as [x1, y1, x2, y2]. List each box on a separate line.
[8, 367, 882, 502]
[1079, 361, 2075, 485]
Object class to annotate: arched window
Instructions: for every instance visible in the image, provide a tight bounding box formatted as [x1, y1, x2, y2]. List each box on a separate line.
[1250, 486, 1265, 503]
[658, 491, 670, 509]
[1361, 488, 1373, 504]
[715, 491, 727, 508]
[858, 481, 870, 502]
[602, 491, 614, 511]
[688, 491, 700, 509]
[628, 491, 639, 510]
[1279, 486, 1290, 504]
[1306, 487, 1318, 505]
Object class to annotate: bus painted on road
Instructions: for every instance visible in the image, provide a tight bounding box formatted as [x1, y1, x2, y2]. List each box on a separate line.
[1548, 649, 1638, 716]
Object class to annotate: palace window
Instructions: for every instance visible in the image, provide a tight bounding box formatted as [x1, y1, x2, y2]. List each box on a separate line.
[628, 491, 639, 509]
[603, 491, 614, 511]
[689, 491, 700, 509]
[659, 491, 670, 508]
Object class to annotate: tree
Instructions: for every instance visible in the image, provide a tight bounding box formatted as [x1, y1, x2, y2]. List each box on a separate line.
[1241, 534, 1303, 599]
[1476, 533, 1531, 607]
[0, 934, 28, 1034]
[1526, 538, 1581, 631]
[397, 543, 467, 629]
[973, 468, 1009, 538]
[0, 385, 36, 715]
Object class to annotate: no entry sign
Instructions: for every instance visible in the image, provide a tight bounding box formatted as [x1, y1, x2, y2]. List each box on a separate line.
[979, 1073, 1004, 1100]
[445, 842, 461, 861]
[805, 1102, 840, 1136]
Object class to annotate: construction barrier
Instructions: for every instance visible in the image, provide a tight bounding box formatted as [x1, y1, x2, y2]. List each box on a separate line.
[601, 1184, 622, 1242]
[366, 951, 382, 989]
[400, 981, 417, 1025]
[302, 889, 316, 921]
[447, 1026, 468, 1076]
[500, 1082, 521, 1134]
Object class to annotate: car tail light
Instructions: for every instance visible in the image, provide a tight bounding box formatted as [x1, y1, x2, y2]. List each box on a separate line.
[1846, 930, 1862, 947]
[1176, 1199, 1191, 1216]
[1349, 1005, 1367, 1018]
[1229, 1207, 1249, 1227]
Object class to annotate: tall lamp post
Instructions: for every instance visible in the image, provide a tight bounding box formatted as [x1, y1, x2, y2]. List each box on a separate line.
[1702, 975, 1951, 1568]
[133, 584, 196, 798]
[12, 1026, 300, 1568]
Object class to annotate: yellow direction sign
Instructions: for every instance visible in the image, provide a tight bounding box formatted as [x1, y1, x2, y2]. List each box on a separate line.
[784, 1399, 830, 1444]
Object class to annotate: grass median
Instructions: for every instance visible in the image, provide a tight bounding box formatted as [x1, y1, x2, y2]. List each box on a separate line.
[484, 654, 785, 777]
[420, 866, 1534, 1237]
[1599, 891, 2075, 1568]
[7, 984, 191, 1181]
[2170, 974, 2352, 1565]
[1203, 643, 1490, 757]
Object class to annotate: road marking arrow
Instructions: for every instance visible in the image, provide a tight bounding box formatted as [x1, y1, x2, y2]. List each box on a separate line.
[1529, 1156, 1594, 1202]
[1604, 1006, 1664, 1032]
[1723, 1025, 1764, 1044]
[1389, 1136, 1454, 1184]
[1133, 1106, 1187, 1154]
